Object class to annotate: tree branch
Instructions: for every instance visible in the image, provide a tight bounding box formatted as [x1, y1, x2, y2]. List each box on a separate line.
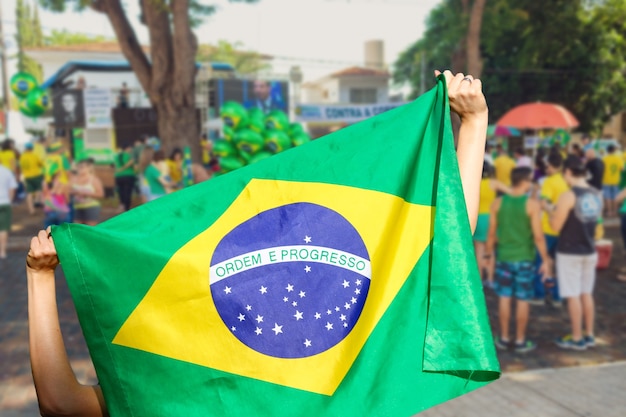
[171, 0, 198, 108]
[141, 0, 173, 105]
[101, 0, 152, 99]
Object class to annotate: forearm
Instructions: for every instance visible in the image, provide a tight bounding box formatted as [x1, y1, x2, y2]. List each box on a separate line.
[534, 237, 550, 263]
[27, 269, 95, 415]
[456, 115, 488, 233]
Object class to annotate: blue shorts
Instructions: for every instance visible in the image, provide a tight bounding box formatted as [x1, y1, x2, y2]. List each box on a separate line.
[473, 213, 490, 242]
[603, 185, 619, 200]
[495, 261, 534, 301]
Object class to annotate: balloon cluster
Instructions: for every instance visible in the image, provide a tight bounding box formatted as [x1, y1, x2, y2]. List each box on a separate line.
[9, 72, 50, 118]
[214, 101, 311, 174]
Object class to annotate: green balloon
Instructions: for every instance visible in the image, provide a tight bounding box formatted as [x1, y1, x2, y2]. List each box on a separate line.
[18, 98, 39, 117]
[219, 155, 245, 173]
[26, 88, 50, 114]
[233, 128, 264, 155]
[247, 107, 266, 134]
[265, 110, 289, 131]
[213, 140, 237, 158]
[288, 123, 305, 136]
[264, 130, 292, 154]
[220, 101, 249, 130]
[248, 151, 273, 164]
[291, 132, 312, 147]
[10, 72, 38, 98]
[222, 125, 235, 142]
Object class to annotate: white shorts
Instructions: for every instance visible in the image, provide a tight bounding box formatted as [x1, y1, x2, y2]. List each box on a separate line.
[556, 252, 598, 297]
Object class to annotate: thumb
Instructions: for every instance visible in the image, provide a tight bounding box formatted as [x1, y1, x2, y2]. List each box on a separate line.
[434, 70, 441, 77]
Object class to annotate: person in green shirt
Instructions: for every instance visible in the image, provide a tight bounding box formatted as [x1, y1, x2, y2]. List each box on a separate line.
[486, 167, 552, 353]
[114, 144, 136, 212]
[617, 188, 626, 282]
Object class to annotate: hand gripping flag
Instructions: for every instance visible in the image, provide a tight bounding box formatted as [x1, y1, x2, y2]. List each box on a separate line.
[52, 77, 500, 417]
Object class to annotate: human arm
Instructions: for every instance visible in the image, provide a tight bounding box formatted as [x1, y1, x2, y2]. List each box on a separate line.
[616, 188, 626, 206]
[549, 191, 575, 235]
[489, 179, 512, 195]
[27, 230, 107, 417]
[528, 199, 552, 280]
[436, 70, 489, 233]
[484, 198, 501, 258]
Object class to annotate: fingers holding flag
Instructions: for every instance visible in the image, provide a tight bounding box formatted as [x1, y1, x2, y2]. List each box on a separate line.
[27, 227, 60, 272]
[434, 70, 487, 123]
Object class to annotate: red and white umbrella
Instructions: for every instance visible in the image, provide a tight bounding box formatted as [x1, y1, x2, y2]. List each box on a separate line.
[497, 102, 579, 129]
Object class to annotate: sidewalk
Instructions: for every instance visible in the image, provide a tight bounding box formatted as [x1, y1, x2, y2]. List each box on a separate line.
[2, 201, 626, 416]
[419, 361, 626, 417]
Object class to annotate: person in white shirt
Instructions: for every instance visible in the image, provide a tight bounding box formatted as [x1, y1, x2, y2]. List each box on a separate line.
[0, 164, 18, 258]
[515, 148, 533, 168]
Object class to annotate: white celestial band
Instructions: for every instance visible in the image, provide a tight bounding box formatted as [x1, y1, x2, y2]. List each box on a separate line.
[210, 245, 371, 283]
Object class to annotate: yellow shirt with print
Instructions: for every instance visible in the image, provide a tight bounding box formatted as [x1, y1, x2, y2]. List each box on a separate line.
[19, 152, 44, 179]
[0, 149, 16, 171]
[541, 173, 569, 236]
[166, 159, 183, 184]
[602, 154, 624, 186]
[494, 155, 516, 186]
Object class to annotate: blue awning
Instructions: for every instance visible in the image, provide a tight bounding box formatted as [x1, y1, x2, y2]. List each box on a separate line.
[41, 60, 234, 89]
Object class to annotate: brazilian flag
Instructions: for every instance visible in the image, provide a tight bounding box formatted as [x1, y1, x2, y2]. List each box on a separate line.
[52, 78, 499, 416]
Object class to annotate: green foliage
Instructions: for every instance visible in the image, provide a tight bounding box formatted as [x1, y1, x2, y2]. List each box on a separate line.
[15, 0, 44, 78]
[393, 0, 626, 133]
[197, 40, 271, 75]
[44, 29, 111, 45]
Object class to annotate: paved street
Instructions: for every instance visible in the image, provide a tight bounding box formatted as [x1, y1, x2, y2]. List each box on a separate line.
[2, 201, 626, 416]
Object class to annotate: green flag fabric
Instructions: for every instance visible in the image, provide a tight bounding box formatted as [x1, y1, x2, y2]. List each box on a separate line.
[52, 78, 500, 417]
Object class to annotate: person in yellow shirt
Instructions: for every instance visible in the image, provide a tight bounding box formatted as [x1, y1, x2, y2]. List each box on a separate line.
[44, 141, 71, 185]
[602, 145, 624, 217]
[493, 144, 516, 187]
[474, 162, 511, 288]
[33, 137, 47, 162]
[19, 143, 45, 214]
[0, 139, 17, 176]
[532, 152, 569, 305]
[166, 148, 184, 190]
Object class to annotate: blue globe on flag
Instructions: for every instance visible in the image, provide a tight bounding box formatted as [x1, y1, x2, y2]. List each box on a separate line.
[210, 203, 371, 358]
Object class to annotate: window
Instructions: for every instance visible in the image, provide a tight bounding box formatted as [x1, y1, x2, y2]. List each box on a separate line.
[349, 88, 377, 104]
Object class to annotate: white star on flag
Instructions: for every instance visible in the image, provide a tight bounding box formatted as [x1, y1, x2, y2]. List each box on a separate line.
[255, 327, 262, 335]
[335, 306, 340, 312]
[272, 323, 283, 335]
[342, 280, 350, 288]
[292, 301, 298, 307]
[286, 283, 294, 292]
[315, 312, 322, 319]
[299, 291, 306, 298]
[259, 286, 268, 294]
[237, 313, 245, 322]
[327, 309, 332, 315]
[325, 322, 334, 330]
[255, 315, 264, 323]
[294, 310, 304, 320]
[343, 322, 348, 328]
[355, 288, 361, 295]
[340, 314, 346, 321]
[356, 279, 362, 286]
[304, 235, 312, 243]
[344, 302, 351, 310]
[283, 296, 289, 302]
[246, 305, 252, 311]
[351, 297, 357, 304]
[224, 286, 232, 294]
[304, 339, 312, 347]
[304, 265, 311, 273]
[231, 326, 236, 331]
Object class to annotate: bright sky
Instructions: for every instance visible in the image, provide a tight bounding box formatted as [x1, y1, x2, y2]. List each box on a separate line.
[3, 0, 441, 81]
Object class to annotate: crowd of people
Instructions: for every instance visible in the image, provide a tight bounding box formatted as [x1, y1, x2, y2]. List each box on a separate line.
[0, 134, 217, 257]
[477, 139, 626, 353]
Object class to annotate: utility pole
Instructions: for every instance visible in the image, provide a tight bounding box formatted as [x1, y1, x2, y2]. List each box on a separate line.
[0, 0, 10, 136]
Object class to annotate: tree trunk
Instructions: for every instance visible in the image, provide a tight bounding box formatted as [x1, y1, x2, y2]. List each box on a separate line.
[467, 0, 487, 77]
[156, 102, 199, 154]
[100, 0, 201, 161]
